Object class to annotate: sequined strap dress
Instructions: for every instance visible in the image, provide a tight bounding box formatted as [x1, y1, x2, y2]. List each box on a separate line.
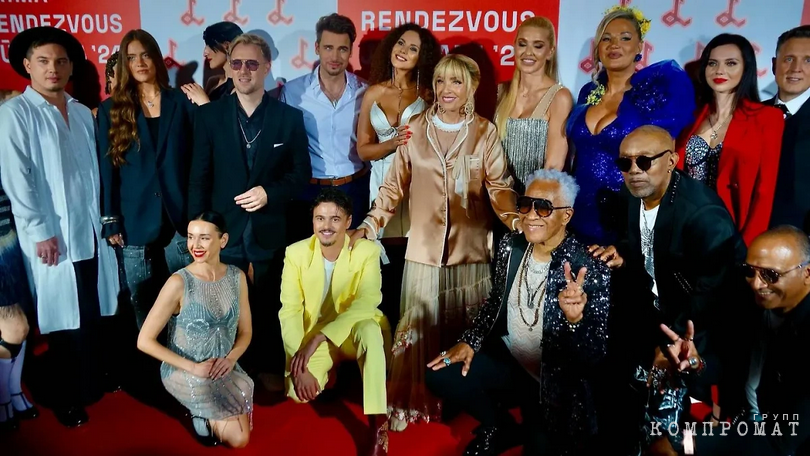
[500, 83, 563, 194]
[683, 135, 723, 190]
[161, 265, 254, 421]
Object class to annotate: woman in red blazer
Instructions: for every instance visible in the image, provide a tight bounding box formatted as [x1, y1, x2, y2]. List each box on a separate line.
[676, 34, 784, 246]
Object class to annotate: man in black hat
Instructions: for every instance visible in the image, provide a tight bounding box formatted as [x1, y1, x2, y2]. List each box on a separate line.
[0, 27, 121, 428]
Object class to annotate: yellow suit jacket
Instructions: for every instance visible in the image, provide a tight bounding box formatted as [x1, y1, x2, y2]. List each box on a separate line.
[279, 234, 387, 366]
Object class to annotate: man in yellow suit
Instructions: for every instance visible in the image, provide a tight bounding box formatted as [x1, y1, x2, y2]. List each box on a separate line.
[279, 187, 391, 456]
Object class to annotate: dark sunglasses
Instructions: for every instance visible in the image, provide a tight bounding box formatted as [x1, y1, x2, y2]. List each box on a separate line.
[615, 150, 672, 173]
[740, 262, 809, 284]
[516, 196, 571, 217]
[230, 59, 261, 72]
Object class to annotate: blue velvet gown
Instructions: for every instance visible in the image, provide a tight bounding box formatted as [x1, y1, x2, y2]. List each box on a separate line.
[566, 60, 696, 246]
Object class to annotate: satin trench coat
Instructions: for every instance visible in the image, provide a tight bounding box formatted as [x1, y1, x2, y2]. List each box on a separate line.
[363, 111, 518, 267]
[0, 88, 119, 334]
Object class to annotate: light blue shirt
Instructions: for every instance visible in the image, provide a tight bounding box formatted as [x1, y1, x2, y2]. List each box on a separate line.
[280, 66, 367, 179]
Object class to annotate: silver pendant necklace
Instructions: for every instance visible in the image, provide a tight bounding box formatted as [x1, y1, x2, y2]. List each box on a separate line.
[143, 92, 160, 109]
[239, 121, 261, 149]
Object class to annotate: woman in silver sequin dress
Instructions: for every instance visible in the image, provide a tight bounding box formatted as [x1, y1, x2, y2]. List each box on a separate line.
[138, 212, 253, 448]
[493, 17, 573, 194]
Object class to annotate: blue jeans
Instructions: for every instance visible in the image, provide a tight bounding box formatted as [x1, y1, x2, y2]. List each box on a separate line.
[118, 233, 191, 329]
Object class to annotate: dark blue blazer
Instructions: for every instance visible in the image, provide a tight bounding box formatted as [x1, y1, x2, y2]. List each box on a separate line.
[97, 88, 195, 246]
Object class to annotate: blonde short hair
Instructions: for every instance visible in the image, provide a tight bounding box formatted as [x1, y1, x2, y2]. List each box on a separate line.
[432, 54, 481, 111]
[229, 33, 272, 62]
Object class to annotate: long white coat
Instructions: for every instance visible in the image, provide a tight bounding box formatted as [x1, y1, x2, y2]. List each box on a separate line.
[0, 87, 119, 334]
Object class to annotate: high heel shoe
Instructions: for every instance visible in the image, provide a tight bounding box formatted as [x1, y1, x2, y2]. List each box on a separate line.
[11, 393, 39, 420]
[0, 401, 20, 432]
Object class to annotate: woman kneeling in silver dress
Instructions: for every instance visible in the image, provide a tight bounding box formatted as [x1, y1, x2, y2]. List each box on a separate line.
[138, 211, 253, 448]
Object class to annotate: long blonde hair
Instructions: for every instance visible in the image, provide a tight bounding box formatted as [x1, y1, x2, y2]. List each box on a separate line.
[432, 54, 481, 115]
[494, 17, 559, 139]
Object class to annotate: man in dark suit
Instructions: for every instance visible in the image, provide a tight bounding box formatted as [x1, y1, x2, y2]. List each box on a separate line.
[591, 125, 748, 456]
[189, 33, 311, 386]
[767, 25, 810, 234]
[665, 226, 810, 456]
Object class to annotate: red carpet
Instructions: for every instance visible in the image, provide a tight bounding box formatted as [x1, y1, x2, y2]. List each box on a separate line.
[5, 388, 526, 456]
[6, 388, 712, 456]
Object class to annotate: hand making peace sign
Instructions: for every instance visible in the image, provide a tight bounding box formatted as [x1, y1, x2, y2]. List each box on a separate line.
[558, 261, 587, 324]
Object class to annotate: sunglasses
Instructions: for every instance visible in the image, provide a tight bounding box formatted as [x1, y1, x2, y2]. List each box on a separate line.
[230, 59, 261, 72]
[516, 196, 571, 217]
[740, 262, 809, 284]
[615, 150, 672, 173]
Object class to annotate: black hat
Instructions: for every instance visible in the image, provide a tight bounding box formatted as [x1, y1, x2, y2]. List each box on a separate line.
[9, 27, 86, 79]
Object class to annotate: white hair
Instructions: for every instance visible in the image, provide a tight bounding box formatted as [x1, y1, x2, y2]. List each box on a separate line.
[524, 169, 580, 206]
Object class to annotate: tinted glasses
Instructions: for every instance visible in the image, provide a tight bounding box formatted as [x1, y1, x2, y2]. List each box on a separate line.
[740, 262, 809, 284]
[230, 59, 261, 72]
[516, 196, 571, 217]
[615, 150, 672, 173]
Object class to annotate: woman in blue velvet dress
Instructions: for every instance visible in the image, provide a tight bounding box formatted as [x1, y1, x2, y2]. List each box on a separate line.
[567, 6, 695, 246]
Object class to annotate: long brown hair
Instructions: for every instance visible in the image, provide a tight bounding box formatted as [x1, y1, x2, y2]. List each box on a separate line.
[108, 29, 169, 167]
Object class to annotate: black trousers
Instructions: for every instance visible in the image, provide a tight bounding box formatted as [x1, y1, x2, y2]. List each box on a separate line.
[426, 338, 561, 454]
[224, 252, 284, 375]
[46, 254, 104, 409]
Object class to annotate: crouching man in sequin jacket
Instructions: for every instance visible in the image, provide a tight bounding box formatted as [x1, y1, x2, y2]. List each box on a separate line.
[424, 169, 611, 456]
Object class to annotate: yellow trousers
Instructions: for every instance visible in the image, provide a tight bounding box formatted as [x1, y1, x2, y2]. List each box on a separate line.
[286, 318, 391, 415]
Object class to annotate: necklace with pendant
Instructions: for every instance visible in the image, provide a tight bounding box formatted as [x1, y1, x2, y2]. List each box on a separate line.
[142, 91, 160, 109]
[708, 111, 731, 143]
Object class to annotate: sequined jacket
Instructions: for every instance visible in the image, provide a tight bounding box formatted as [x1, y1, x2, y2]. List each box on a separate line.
[459, 232, 610, 438]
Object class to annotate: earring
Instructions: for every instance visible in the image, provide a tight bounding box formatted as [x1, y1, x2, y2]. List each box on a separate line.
[437, 104, 446, 114]
[462, 100, 474, 116]
[391, 67, 395, 84]
[416, 69, 420, 93]
[634, 54, 642, 62]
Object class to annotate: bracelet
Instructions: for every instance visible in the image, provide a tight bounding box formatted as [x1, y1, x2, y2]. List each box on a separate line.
[100, 215, 120, 225]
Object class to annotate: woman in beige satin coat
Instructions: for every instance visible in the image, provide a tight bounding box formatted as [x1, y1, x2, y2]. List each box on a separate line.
[357, 54, 518, 432]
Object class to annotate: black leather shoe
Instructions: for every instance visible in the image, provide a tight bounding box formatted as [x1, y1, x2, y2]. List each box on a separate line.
[55, 406, 89, 428]
[11, 393, 39, 419]
[464, 426, 499, 456]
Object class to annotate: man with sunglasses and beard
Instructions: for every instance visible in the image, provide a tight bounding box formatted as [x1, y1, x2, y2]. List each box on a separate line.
[425, 169, 610, 456]
[590, 125, 748, 455]
[189, 33, 311, 390]
[664, 225, 810, 456]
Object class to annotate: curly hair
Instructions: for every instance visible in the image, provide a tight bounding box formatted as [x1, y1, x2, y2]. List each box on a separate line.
[368, 23, 442, 97]
[104, 51, 118, 95]
[108, 29, 169, 167]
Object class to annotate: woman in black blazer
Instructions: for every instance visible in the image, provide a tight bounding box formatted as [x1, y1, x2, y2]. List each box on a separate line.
[97, 29, 195, 329]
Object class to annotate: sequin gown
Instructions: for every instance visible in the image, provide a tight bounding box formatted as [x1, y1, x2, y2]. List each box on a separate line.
[161, 265, 254, 421]
[566, 60, 696, 246]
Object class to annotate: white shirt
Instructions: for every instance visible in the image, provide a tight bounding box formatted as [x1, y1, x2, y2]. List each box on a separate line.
[0, 86, 119, 333]
[640, 203, 660, 297]
[777, 88, 810, 117]
[280, 67, 368, 179]
[321, 257, 336, 306]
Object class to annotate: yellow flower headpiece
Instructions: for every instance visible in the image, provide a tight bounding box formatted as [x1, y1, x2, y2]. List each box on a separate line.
[605, 5, 651, 39]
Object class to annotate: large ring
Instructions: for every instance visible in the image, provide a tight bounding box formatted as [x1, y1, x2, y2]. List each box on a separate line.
[688, 356, 700, 369]
[440, 351, 447, 357]
[443, 358, 451, 367]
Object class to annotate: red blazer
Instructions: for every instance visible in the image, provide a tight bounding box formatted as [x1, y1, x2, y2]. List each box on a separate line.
[676, 99, 784, 246]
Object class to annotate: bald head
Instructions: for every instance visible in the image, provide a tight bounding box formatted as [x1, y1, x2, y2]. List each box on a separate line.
[752, 225, 810, 263]
[621, 125, 675, 152]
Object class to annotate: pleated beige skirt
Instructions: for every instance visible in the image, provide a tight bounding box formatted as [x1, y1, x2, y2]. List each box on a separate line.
[387, 260, 491, 424]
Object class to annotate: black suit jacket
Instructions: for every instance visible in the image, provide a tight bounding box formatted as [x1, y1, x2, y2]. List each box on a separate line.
[188, 94, 311, 251]
[614, 171, 748, 394]
[97, 88, 195, 246]
[766, 95, 810, 233]
[695, 293, 810, 456]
